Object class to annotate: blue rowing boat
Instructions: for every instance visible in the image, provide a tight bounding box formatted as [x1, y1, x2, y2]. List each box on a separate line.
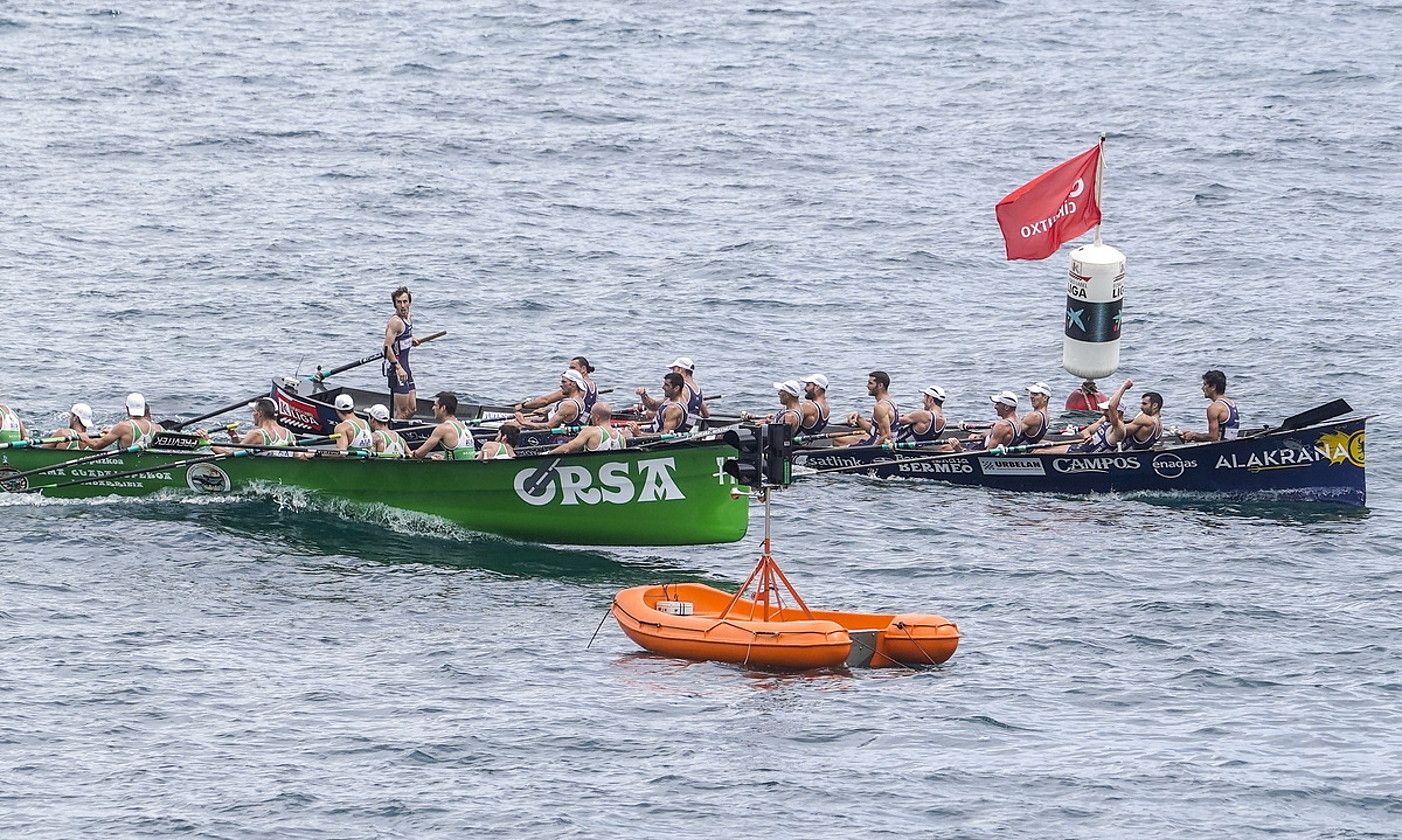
[795, 415, 1368, 506]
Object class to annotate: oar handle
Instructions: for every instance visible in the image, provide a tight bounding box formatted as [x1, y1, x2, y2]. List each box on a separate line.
[311, 331, 449, 383]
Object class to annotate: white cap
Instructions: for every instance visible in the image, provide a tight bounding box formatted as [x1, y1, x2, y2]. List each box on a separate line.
[1027, 382, 1051, 397]
[368, 404, 391, 422]
[921, 385, 946, 402]
[989, 390, 1018, 408]
[125, 392, 146, 417]
[801, 373, 829, 391]
[70, 403, 95, 431]
[334, 394, 355, 411]
[562, 369, 588, 389]
[668, 357, 695, 372]
[772, 380, 802, 398]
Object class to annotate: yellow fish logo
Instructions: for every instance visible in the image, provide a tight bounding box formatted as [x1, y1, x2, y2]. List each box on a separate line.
[1317, 430, 1365, 468]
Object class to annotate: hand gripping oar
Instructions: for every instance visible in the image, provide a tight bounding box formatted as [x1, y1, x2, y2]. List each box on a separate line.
[0, 444, 146, 485]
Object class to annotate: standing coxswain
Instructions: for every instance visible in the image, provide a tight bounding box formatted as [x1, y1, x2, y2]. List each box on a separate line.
[384, 286, 424, 420]
[81, 393, 158, 450]
[367, 404, 409, 457]
[412, 391, 476, 461]
[1180, 369, 1240, 442]
[40, 403, 96, 450]
[331, 394, 373, 452]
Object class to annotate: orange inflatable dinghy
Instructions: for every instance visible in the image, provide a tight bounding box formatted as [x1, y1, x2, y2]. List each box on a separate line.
[611, 545, 959, 670]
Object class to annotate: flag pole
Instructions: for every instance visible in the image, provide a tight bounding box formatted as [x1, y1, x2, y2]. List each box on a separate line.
[1093, 132, 1106, 246]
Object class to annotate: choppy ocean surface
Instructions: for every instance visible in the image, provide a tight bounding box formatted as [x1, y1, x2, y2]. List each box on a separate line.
[2, 1, 1400, 836]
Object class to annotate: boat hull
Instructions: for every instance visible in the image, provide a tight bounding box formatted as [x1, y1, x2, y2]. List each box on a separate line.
[0, 442, 749, 547]
[797, 417, 1367, 506]
[611, 582, 959, 670]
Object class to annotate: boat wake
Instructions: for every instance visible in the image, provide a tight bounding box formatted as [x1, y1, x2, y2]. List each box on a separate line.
[240, 481, 489, 544]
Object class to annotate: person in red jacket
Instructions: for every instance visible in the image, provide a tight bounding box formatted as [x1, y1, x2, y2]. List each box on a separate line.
[1065, 379, 1107, 412]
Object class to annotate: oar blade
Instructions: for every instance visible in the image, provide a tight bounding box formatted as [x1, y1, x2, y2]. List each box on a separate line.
[1279, 399, 1354, 431]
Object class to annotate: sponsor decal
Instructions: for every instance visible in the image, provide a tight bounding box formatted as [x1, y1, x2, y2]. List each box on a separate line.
[514, 457, 686, 506]
[1151, 453, 1198, 480]
[275, 391, 322, 432]
[896, 458, 974, 475]
[1317, 430, 1365, 468]
[1052, 455, 1141, 474]
[151, 431, 205, 451]
[978, 457, 1046, 476]
[1216, 441, 1324, 473]
[186, 463, 232, 493]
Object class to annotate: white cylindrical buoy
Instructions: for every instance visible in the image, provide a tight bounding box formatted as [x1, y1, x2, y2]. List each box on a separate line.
[1062, 242, 1125, 379]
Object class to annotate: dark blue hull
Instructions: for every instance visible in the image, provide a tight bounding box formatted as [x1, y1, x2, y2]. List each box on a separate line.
[797, 418, 1367, 506]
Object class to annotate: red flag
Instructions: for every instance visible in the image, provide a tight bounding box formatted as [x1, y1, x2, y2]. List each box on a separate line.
[996, 145, 1102, 261]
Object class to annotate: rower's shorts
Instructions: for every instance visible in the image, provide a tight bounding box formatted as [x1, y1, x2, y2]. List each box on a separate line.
[389, 370, 416, 396]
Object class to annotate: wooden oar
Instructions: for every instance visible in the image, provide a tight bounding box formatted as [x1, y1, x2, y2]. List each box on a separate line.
[309, 330, 448, 386]
[0, 435, 91, 451]
[1241, 399, 1356, 439]
[1, 444, 146, 484]
[803, 440, 1069, 476]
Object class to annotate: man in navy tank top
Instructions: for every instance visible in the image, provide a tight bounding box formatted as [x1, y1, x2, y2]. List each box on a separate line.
[798, 373, 830, 435]
[383, 286, 420, 420]
[838, 371, 899, 447]
[1180, 369, 1241, 442]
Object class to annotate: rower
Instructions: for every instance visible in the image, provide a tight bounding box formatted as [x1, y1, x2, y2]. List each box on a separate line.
[837, 371, 899, 447]
[798, 373, 830, 435]
[383, 286, 422, 420]
[1065, 379, 1106, 412]
[514, 370, 588, 431]
[41, 403, 96, 450]
[517, 356, 599, 417]
[897, 386, 947, 444]
[477, 423, 521, 460]
[1180, 369, 1240, 442]
[0, 401, 26, 443]
[646, 373, 691, 434]
[1052, 379, 1134, 454]
[82, 393, 158, 450]
[331, 394, 373, 452]
[412, 391, 476, 461]
[981, 391, 1021, 449]
[1012, 383, 1052, 446]
[367, 404, 409, 457]
[770, 380, 804, 435]
[639, 357, 708, 429]
[550, 403, 632, 454]
[482, 426, 527, 459]
[1119, 381, 1164, 451]
[215, 398, 301, 457]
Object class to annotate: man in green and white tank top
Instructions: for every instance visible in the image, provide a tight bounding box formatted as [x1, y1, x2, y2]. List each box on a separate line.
[82, 393, 158, 450]
[331, 393, 374, 451]
[368, 404, 408, 457]
[212, 398, 303, 458]
[0, 402, 26, 444]
[411, 391, 476, 461]
[476, 423, 520, 460]
[40, 403, 96, 450]
[549, 403, 634, 454]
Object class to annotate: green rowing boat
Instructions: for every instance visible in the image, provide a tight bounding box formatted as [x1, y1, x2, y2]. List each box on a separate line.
[0, 442, 749, 547]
